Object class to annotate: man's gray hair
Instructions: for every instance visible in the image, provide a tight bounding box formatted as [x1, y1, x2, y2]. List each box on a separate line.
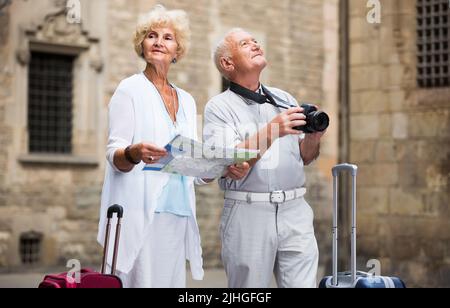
[213, 28, 245, 80]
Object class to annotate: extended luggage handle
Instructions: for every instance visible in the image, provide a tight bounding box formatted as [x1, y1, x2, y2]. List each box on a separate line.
[332, 164, 358, 287]
[101, 205, 123, 276]
[332, 163, 358, 176]
[107, 204, 124, 219]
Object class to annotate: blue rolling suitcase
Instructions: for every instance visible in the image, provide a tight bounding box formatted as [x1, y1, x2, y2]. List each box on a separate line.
[319, 164, 406, 289]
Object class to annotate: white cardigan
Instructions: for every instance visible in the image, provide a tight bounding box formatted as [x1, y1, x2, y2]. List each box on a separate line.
[97, 73, 205, 279]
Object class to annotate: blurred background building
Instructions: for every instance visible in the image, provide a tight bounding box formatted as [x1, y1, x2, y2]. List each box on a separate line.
[0, 0, 448, 287]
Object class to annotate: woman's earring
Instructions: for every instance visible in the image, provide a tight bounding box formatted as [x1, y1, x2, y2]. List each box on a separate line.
[172, 58, 177, 64]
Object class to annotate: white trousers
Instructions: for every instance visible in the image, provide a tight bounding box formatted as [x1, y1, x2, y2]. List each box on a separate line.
[221, 197, 319, 288]
[112, 213, 188, 288]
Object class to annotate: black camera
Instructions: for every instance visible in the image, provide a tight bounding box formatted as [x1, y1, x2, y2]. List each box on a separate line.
[294, 104, 330, 133]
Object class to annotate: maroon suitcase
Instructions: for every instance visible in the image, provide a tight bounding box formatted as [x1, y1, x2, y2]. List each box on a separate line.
[39, 205, 124, 288]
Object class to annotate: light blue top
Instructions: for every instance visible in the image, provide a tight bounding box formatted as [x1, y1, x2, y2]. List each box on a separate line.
[155, 86, 192, 217]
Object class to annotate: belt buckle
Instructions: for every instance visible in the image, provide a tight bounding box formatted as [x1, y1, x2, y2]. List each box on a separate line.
[270, 191, 286, 203]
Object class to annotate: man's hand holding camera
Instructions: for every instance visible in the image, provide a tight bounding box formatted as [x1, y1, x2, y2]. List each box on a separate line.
[225, 103, 328, 180]
[299, 104, 328, 165]
[222, 107, 304, 181]
[268, 104, 329, 140]
[267, 103, 328, 166]
[269, 107, 307, 139]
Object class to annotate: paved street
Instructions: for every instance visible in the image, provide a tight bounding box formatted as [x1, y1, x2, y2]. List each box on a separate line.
[0, 267, 324, 288]
[0, 269, 230, 288]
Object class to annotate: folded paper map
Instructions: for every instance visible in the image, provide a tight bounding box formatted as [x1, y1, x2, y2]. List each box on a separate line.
[143, 135, 259, 178]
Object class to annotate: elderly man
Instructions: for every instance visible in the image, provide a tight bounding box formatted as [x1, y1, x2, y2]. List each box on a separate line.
[203, 28, 326, 288]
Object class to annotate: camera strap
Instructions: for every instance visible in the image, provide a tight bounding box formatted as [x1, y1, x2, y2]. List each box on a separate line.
[229, 82, 294, 110]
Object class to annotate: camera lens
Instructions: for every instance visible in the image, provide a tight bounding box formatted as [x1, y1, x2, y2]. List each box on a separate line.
[294, 104, 330, 133]
[311, 111, 330, 132]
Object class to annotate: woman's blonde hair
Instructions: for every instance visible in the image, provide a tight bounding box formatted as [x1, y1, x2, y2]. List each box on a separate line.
[133, 5, 191, 61]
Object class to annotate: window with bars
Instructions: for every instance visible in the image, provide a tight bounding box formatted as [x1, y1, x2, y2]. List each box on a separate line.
[417, 0, 450, 88]
[19, 231, 43, 265]
[28, 52, 75, 154]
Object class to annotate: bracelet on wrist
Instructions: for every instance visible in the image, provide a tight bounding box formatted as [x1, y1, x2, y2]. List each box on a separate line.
[125, 145, 140, 165]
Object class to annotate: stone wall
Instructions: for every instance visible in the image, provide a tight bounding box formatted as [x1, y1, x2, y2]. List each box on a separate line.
[349, 0, 449, 287]
[0, 1, 12, 268]
[0, 0, 108, 268]
[0, 5, 11, 195]
[0, 0, 338, 274]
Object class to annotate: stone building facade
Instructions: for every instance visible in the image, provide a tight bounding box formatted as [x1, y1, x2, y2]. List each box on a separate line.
[348, 0, 449, 287]
[0, 0, 338, 272]
[0, 0, 448, 288]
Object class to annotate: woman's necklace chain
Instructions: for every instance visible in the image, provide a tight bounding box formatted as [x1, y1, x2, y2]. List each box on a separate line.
[159, 85, 176, 123]
[145, 72, 177, 124]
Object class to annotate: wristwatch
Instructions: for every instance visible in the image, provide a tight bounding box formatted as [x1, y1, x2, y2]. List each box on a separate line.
[125, 145, 140, 165]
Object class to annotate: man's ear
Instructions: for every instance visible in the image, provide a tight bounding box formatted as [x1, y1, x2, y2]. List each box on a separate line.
[220, 57, 234, 74]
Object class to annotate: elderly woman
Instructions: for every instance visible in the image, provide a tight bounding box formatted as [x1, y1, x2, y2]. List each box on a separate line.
[97, 5, 216, 288]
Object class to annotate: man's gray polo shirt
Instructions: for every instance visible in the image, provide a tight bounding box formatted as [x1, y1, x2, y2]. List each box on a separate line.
[203, 86, 306, 193]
